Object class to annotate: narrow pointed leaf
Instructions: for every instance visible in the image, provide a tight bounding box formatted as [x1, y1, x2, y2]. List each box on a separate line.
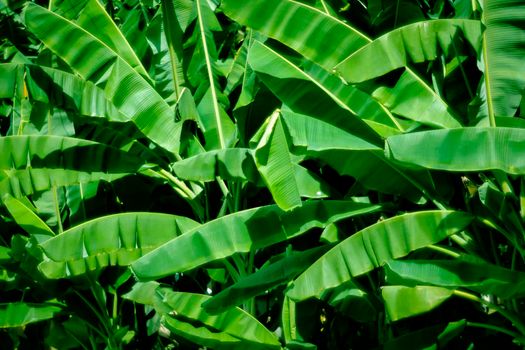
[131, 201, 383, 280]
[255, 111, 301, 210]
[385, 127, 525, 174]
[38, 213, 200, 278]
[382, 286, 454, 322]
[287, 211, 473, 301]
[2, 193, 54, 236]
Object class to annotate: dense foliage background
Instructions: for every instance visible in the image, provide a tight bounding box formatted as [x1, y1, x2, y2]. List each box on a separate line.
[1, 0, 525, 348]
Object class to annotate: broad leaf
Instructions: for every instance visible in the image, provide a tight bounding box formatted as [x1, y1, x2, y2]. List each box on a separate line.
[203, 246, 330, 314]
[23, 3, 181, 153]
[287, 211, 473, 300]
[124, 282, 281, 349]
[482, 0, 525, 118]
[248, 41, 382, 145]
[385, 127, 525, 175]
[385, 256, 525, 299]
[335, 19, 482, 82]
[131, 201, 383, 280]
[382, 286, 454, 322]
[38, 213, 200, 278]
[0, 302, 62, 328]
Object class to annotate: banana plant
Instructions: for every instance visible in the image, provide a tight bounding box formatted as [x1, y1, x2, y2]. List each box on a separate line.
[1, 0, 525, 348]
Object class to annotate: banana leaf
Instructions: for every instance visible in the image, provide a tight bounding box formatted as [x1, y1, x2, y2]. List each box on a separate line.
[0, 168, 127, 199]
[385, 256, 525, 299]
[0, 302, 63, 328]
[382, 286, 454, 322]
[281, 109, 435, 203]
[38, 212, 200, 278]
[254, 111, 301, 210]
[286, 211, 473, 301]
[248, 40, 382, 145]
[123, 282, 281, 350]
[187, 0, 236, 149]
[385, 127, 525, 175]
[334, 19, 482, 82]
[221, 0, 368, 69]
[482, 0, 525, 118]
[202, 246, 330, 314]
[2, 193, 54, 236]
[131, 201, 383, 280]
[222, 0, 461, 129]
[23, 4, 181, 153]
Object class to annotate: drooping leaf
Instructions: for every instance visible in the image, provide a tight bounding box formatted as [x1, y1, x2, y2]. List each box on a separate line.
[23, 3, 181, 153]
[203, 246, 330, 314]
[38, 213, 200, 278]
[385, 127, 525, 175]
[382, 286, 454, 322]
[281, 109, 434, 203]
[124, 282, 281, 349]
[221, 0, 369, 69]
[334, 19, 482, 82]
[385, 256, 525, 299]
[248, 40, 382, 145]
[287, 211, 473, 300]
[131, 201, 383, 280]
[223, 0, 461, 129]
[0, 302, 62, 328]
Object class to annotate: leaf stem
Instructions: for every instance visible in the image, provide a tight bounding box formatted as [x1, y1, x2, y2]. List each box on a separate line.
[454, 290, 525, 336]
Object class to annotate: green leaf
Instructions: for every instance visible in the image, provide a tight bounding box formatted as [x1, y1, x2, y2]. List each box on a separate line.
[385, 256, 525, 299]
[223, 0, 461, 129]
[23, 3, 180, 153]
[2, 193, 54, 236]
[0, 302, 62, 328]
[382, 286, 454, 322]
[171, 148, 259, 183]
[203, 246, 330, 314]
[482, 0, 525, 118]
[334, 19, 482, 82]
[0, 135, 143, 198]
[255, 110, 301, 210]
[221, 0, 369, 69]
[64, 0, 150, 80]
[124, 282, 281, 349]
[0, 168, 127, 199]
[0, 135, 143, 172]
[38, 212, 200, 278]
[281, 108, 433, 203]
[385, 127, 525, 175]
[287, 210, 473, 300]
[131, 201, 383, 280]
[190, 0, 236, 149]
[248, 40, 382, 145]
[383, 320, 466, 350]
